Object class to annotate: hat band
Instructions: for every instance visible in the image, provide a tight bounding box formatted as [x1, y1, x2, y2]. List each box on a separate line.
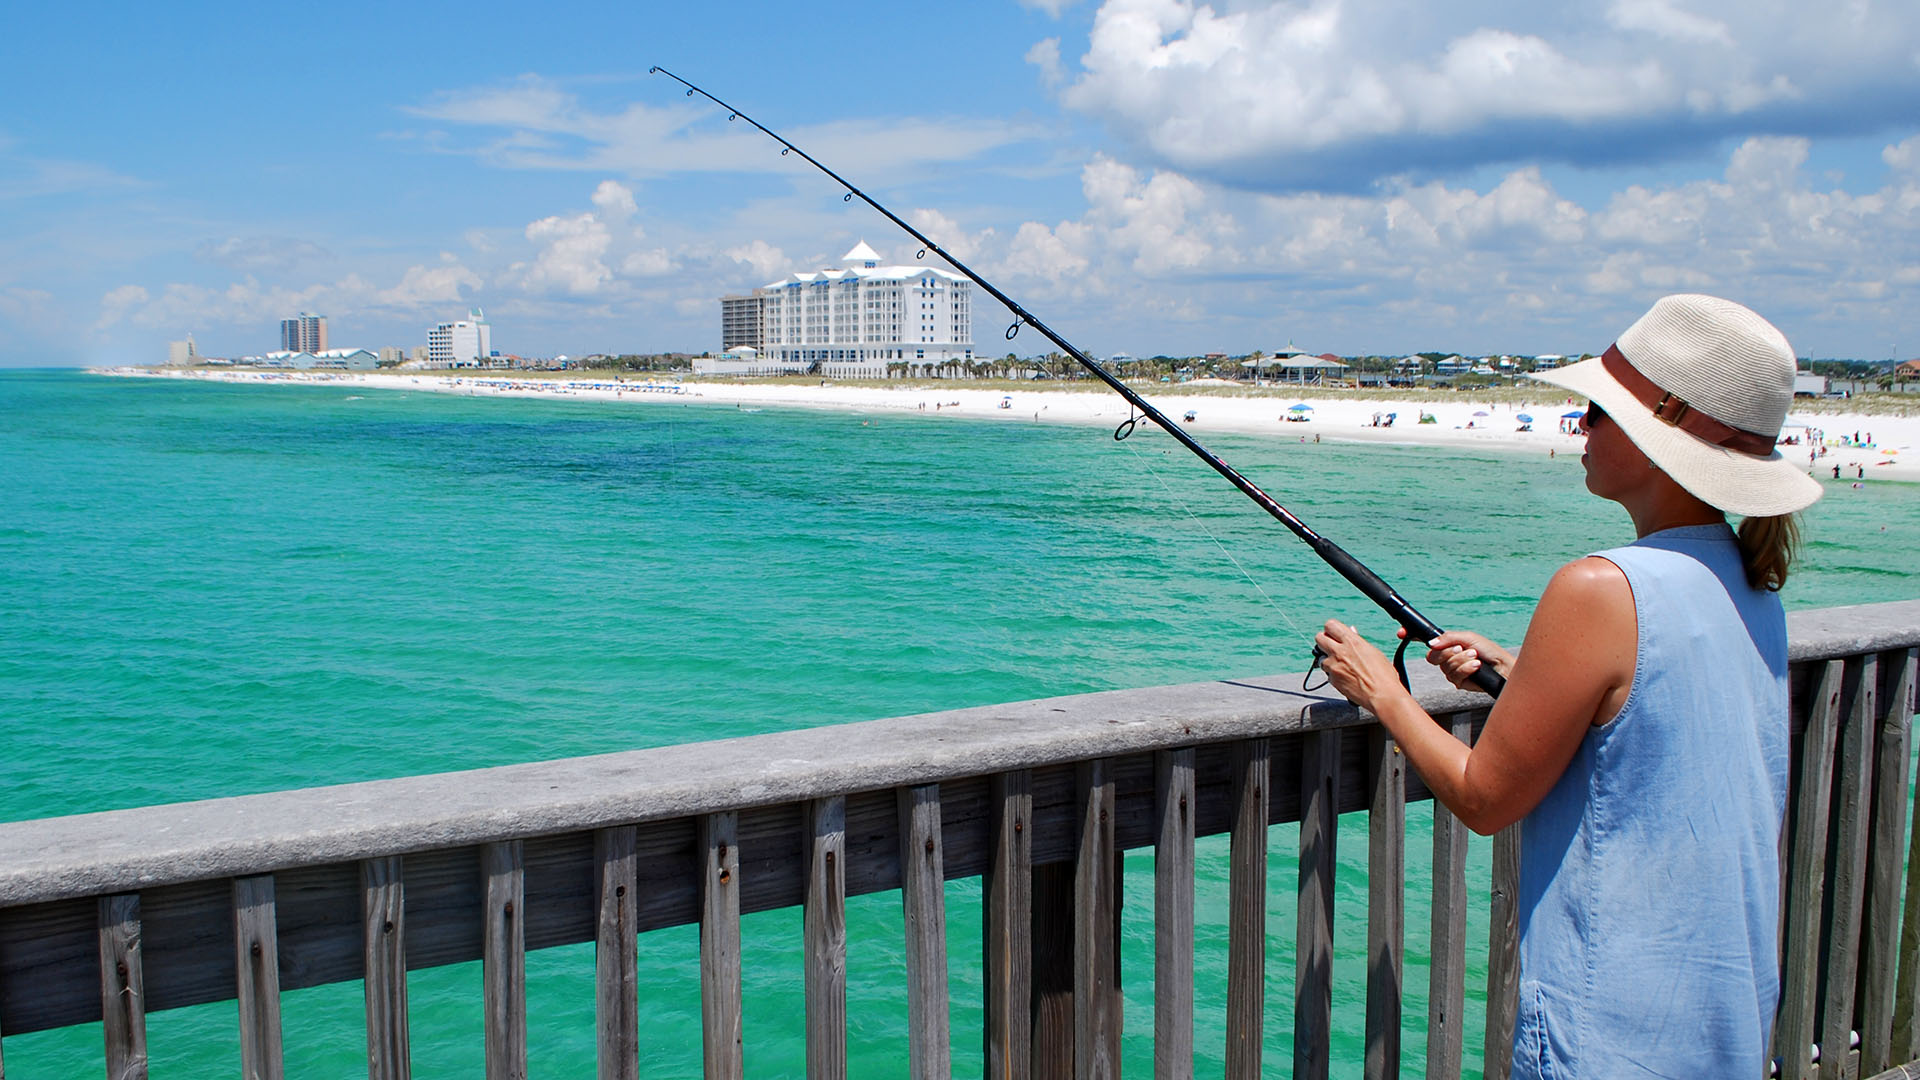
[1599, 345, 1775, 456]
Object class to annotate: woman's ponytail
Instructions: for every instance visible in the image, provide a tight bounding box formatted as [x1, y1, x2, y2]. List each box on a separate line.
[1737, 513, 1800, 591]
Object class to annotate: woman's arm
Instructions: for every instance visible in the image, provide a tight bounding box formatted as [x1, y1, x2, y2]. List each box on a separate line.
[1314, 556, 1637, 835]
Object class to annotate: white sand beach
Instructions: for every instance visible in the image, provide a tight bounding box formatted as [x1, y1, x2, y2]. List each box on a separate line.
[102, 367, 1920, 484]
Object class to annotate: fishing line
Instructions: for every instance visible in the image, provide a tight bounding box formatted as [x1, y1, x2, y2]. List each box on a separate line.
[1115, 431, 1310, 641]
[652, 66, 1505, 698]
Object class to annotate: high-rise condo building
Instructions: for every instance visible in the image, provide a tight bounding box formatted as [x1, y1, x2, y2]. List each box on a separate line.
[720, 294, 764, 350]
[717, 241, 973, 378]
[428, 309, 492, 367]
[281, 313, 328, 354]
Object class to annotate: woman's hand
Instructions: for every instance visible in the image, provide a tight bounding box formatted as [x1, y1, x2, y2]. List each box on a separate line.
[1313, 620, 1409, 714]
[1401, 628, 1514, 693]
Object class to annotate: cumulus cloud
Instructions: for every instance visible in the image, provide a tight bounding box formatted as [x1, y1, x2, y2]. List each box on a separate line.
[907, 209, 996, 264]
[519, 212, 613, 294]
[591, 179, 637, 220]
[1051, 0, 1920, 191]
[725, 239, 788, 282]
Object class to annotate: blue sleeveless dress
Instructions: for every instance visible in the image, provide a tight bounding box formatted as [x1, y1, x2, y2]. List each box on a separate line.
[1512, 523, 1789, 1079]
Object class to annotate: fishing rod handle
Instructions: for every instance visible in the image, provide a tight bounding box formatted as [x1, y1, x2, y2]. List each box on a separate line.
[1313, 538, 1507, 698]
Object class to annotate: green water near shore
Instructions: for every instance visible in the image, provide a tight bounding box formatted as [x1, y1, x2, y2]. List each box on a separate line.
[3, 369, 1915, 1077]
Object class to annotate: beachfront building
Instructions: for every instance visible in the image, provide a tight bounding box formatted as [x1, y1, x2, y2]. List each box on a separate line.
[428, 309, 492, 368]
[704, 241, 975, 378]
[281, 313, 327, 354]
[246, 348, 377, 370]
[720, 294, 763, 351]
[167, 335, 199, 366]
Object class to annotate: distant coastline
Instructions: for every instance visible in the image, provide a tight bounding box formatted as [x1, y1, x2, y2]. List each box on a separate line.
[97, 366, 1920, 484]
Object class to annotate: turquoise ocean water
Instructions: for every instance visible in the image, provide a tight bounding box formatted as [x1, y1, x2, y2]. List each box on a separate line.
[3, 369, 1916, 1077]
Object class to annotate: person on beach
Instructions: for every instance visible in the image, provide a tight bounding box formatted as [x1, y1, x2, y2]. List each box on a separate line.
[1313, 294, 1820, 1078]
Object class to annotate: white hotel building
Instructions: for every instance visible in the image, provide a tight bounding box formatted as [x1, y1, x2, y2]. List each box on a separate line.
[702, 242, 974, 378]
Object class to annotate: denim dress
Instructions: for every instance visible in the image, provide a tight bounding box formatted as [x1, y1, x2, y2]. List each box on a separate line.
[1512, 524, 1789, 1079]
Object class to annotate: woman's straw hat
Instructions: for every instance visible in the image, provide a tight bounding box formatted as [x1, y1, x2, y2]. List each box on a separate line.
[1529, 294, 1822, 517]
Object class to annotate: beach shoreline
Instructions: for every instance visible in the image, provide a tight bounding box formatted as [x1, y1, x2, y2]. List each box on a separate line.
[98, 366, 1920, 483]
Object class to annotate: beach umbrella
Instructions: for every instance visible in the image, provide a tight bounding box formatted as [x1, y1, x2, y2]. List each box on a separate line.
[1561, 410, 1584, 418]
[1473, 410, 1490, 416]
[1288, 403, 1313, 412]
[1516, 414, 1534, 423]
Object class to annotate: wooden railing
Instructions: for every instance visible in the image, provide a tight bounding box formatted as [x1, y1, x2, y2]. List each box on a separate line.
[0, 600, 1916, 1080]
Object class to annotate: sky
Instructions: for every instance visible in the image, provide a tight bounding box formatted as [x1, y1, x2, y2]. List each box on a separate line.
[2, 0, 1917, 368]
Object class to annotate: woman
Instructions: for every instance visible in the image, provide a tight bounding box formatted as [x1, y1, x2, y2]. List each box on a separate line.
[1314, 294, 1821, 1077]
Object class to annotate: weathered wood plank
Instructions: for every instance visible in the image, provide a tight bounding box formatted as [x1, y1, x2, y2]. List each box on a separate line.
[1296, 730, 1340, 1080]
[1366, 730, 1406, 1080]
[1226, 738, 1269, 1080]
[1032, 861, 1075, 1080]
[232, 875, 283, 1080]
[985, 770, 1033, 1080]
[98, 893, 147, 1080]
[1074, 760, 1120, 1080]
[1824, 657, 1879, 1073]
[1779, 660, 1846, 1080]
[899, 783, 952, 1080]
[361, 856, 409, 1080]
[482, 841, 527, 1080]
[1154, 749, 1196, 1080]
[1483, 824, 1521, 1080]
[806, 796, 848, 1080]
[593, 827, 638, 1080]
[699, 813, 744, 1080]
[1889, 650, 1920, 1065]
[1861, 651, 1917, 1073]
[1426, 712, 1474, 1080]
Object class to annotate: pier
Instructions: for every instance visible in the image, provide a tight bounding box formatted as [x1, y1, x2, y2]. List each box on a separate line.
[1, 599, 1916, 1079]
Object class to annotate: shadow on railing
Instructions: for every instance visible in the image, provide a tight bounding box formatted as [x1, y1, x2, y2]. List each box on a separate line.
[1, 601, 1917, 1080]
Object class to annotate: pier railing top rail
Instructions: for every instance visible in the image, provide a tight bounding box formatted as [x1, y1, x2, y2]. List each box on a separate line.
[3, 598, 1917, 908]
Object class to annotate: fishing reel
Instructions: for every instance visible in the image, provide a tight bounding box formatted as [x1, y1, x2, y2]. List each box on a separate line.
[1303, 636, 1414, 694]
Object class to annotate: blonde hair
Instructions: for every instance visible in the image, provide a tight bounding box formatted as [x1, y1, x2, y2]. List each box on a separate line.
[1737, 513, 1800, 591]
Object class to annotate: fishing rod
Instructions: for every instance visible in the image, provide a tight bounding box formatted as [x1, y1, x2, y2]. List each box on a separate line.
[651, 66, 1505, 699]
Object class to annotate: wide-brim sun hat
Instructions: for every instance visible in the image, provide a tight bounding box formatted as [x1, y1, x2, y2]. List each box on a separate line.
[1528, 294, 1822, 517]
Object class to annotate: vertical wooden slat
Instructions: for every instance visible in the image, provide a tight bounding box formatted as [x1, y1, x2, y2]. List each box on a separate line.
[1779, 660, 1847, 1080]
[1032, 862, 1076, 1080]
[594, 826, 639, 1080]
[899, 783, 952, 1080]
[98, 893, 147, 1080]
[1823, 657, 1879, 1072]
[1073, 760, 1120, 1080]
[1482, 824, 1521, 1080]
[1366, 730, 1406, 1080]
[482, 840, 527, 1080]
[1154, 749, 1196, 1080]
[233, 875, 285, 1080]
[1296, 730, 1340, 1080]
[699, 812, 744, 1080]
[1226, 737, 1270, 1080]
[362, 855, 410, 1080]
[1426, 712, 1473, 1080]
[1881, 645, 1912, 1060]
[806, 796, 848, 1080]
[986, 770, 1033, 1080]
[1861, 650, 1916, 1074]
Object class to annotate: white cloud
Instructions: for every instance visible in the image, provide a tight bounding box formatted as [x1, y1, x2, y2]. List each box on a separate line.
[519, 212, 613, 294]
[622, 249, 674, 276]
[1019, 0, 1081, 15]
[1606, 0, 1734, 47]
[725, 239, 788, 282]
[1052, 0, 1920, 190]
[96, 285, 149, 328]
[382, 260, 483, 307]
[195, 236, 332, 273]
[907, 209, 996, 264]
[591, 179, 637, 220]
[1027, 38, 1067, 89]
[408, 76, 1041, 182]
